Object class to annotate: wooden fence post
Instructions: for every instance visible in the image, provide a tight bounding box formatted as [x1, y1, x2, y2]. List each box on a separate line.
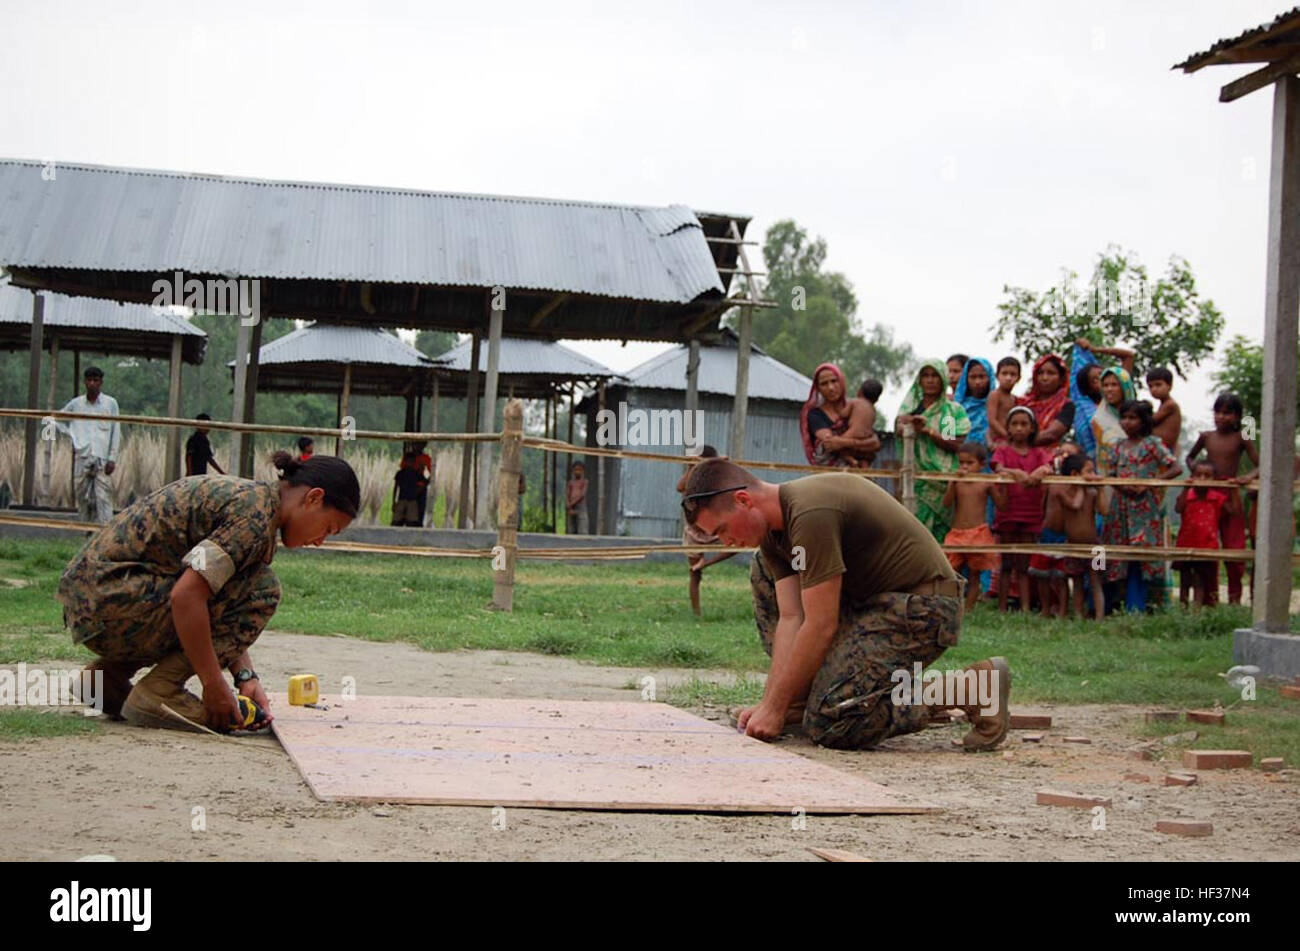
[901, 428, 917, 515]
[492, 399, 523, 611]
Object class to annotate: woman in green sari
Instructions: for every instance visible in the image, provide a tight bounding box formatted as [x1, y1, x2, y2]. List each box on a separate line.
[895, 359, 971, 542]
[1090, 366, 1137, 474]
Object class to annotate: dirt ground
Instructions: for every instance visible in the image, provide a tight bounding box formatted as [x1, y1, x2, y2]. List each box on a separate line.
[2, 630, 1297, 862]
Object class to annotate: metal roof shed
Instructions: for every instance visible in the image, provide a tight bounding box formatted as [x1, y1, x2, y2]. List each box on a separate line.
[578, 332, 815, 539]
[227, 322, 442, 455]
[0, 284, 206, 497]
[0, 159, 770, 531]
[1176, 9, 1300, 669]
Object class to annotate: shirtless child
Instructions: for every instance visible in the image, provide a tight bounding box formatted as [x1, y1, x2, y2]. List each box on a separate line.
[1185, 393, 1259, 604]
[985, 357, 1020, 447]
[1146, 367, 1182, 452]
[941, 442, 1006, 611]
[1030, 477, 1070, 618]
[1059, 454, 1110, 620]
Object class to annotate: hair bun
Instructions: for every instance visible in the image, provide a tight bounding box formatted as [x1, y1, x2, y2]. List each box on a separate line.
[271, 450, 301, 476]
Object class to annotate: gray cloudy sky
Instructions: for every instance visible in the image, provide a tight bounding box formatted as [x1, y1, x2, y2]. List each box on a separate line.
[1, 0, 1286, 426]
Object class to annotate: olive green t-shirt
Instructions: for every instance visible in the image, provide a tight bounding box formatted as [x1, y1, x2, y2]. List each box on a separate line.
[758, 473, 957, 603]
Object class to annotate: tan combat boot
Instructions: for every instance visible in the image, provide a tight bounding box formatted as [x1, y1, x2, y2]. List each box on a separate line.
[121, 653, 207, 731]
[72, 660, 138, 718]
[958, 657, 1011, 752]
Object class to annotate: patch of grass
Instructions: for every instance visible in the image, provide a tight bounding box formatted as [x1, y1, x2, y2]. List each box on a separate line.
[1135, 698, 1300, 767]
[0, 709, 103, 740]
[665, 675, 764, 709]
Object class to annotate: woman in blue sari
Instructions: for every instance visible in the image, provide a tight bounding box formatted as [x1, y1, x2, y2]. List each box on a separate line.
[953, 358, 994, 445]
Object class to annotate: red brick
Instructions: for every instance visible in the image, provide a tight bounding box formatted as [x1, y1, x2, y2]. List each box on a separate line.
[1156, 819, 1212, 837]
[1063, 736, 1091, 744]
[1036, 789, 1111, 809]
[1010, 714, 1052, 730]
[1261, 757, 1284, 772]
[1185, 709, 1225, 726]
[1021, 733, 1044, 743]
[1280, 685, 1300, 700]
[1129, 748, 1154, 761]
[1182, 749, 1252, 770]
[1123, 772, 1151, 783]
[1164, 772, 1197, 786]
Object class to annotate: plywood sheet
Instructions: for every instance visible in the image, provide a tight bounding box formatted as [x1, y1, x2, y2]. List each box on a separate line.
[270, 695, 939, 815]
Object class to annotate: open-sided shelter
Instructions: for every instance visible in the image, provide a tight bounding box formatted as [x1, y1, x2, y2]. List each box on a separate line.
[0, 283, 206, 499]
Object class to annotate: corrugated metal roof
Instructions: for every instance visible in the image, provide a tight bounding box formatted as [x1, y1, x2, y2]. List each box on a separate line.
[234, 322, 436, 368]
[620, 335, 811, 403]
[0, 159, 725, 304]
[1175, 7, 1300, 71]
[0, 283, 204, 337]
[435, 336, 618, 379]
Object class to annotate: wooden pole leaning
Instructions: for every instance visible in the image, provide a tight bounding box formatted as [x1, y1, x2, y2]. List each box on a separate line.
[493, 399, 524, 611]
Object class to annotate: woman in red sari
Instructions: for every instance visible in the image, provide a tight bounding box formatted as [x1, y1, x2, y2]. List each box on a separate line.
[799, 363, 880, 467]
[1015, 354, 1076, 450]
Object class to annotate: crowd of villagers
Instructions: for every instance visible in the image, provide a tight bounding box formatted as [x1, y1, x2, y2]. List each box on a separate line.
[794, 342, 1263, 619]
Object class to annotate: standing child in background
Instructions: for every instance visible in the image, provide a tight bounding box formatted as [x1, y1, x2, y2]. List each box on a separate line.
[295, 437, 314, 462]
[941, 442, 1006, 612]
[992, 406, 1053, 612]
[1173, 459, 1232, 607]
[184, 414, 225, 477]
[946, 353, 968, 396]
[985, 357, 1021, 447]
[1184, 393, 1258, 605]
[1146, 367, 1181, 452]
[1103, 400, 1182, 612]
[1186, 393, 1258, 604]
[392, 451, 423, 526]
[566, 461, 590, 535]
[1059, 455, 1110, 620]
[1029, 468, 1070, 618]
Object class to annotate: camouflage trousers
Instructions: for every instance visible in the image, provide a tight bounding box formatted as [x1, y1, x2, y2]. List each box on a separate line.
[750, 555, 962, 750]
[60, 561, 281, 671]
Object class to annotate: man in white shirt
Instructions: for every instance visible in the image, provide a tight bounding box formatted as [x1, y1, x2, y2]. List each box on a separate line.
[58, 366, 122, 524]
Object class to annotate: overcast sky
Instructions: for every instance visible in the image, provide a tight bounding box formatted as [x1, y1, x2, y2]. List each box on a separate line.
[1, 0, 1287, 426]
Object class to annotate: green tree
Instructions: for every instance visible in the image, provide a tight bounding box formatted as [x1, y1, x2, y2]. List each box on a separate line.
[1210, 334, 1300, 425]
[992, 245, 1224, 377]
[730, 218, 915, 390]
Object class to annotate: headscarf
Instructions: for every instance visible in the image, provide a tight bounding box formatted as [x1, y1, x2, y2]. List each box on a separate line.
[895, 360, 971, 542]
[953, 357, 994, 445]
[799, 362, 850, 465]
[1093, 366, 1137, 470]
[1068, 343, 1101, 458]
[1016, 353, 1071, 437]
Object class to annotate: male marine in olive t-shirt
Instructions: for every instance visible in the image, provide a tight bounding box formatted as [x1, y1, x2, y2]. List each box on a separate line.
[682, 460, 1011, 751]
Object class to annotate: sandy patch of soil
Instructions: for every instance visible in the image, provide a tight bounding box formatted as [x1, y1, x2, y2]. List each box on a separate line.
[1, 631, 1297, 861]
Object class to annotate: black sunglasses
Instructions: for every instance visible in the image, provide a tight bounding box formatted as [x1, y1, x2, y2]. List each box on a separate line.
[681, 484, 749, 521]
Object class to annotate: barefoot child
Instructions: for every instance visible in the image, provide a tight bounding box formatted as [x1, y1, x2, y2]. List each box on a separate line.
[985, 357, 1021, 447]
[1184, 393, 1259, 604]
[1103, 400, 1182, 612]
[992, 406, 1053, 612]
[1146, 367, 1181, 452]
[941, 442, 1006, 611]
[1029, 475, 1070, 618]
[57, 452, 359, 731]
[1059, 454, 1110, 620]
[1173, 459, 1233, 607]
[566, 461, 590, 534]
